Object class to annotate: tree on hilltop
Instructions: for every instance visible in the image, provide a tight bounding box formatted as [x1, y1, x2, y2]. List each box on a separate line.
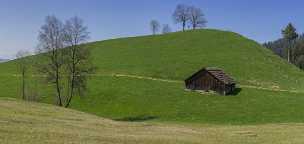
[162, 24, 172, 34]
[188, 6, 207, 29]
[150, 20, 160, 35]
[173, 4, 190, 32]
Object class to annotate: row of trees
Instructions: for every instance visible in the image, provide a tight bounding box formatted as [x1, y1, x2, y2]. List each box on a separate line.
[173, 4, 207, 31]
[264, 23, 304, 69]
[150, 20, 172, 35]
[16, 16, 95, 107]
[150, 4, 207, 34]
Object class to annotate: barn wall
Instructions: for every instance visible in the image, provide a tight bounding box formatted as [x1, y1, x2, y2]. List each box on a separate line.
[186, 72, 226, 94]
[185, 70, 237, 95]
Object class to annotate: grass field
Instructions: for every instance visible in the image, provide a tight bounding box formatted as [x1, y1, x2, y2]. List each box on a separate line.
[1, 29, 304, 125]
[2, 98, 304, 144]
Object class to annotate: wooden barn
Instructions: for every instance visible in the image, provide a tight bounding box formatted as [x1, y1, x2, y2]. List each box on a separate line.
[185, 67, 236, 95]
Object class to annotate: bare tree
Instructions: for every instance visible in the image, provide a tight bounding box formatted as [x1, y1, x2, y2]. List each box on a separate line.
[16, 50, 30, 100]
[173, 4, 190, 32]
[162, 24, 172, 34]
[188, 6, 207, 29]
[63, 16, 94, 108]
[150, 20, 160, 35]
[37, 15, 65, 106]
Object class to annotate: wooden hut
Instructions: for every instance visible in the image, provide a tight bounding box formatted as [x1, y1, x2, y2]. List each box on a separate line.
[185, 67, 236, 95]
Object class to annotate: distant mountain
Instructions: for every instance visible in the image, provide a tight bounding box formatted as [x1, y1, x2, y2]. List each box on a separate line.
[0, 58, 9, 63]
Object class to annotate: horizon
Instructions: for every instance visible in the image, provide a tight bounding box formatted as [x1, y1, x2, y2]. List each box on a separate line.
[1, 0, 304, 59]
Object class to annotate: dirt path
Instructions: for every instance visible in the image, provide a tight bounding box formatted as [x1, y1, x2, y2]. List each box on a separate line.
[93, 73, 304, 94]
[109, 74, 182, 83]
[5, 73, 303, 94]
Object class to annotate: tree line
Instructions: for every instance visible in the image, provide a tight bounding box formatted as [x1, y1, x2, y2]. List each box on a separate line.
[15, 16, 95, 108]
[150, 4, 207, 35]
[264, 23, 304, 69]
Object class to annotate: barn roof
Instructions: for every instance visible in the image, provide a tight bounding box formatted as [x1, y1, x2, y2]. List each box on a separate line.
[185, 67, 236, 85]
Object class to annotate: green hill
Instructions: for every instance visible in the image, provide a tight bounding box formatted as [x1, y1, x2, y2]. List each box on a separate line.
[86, 29, 304, 90]
[1, 29, 304, 124]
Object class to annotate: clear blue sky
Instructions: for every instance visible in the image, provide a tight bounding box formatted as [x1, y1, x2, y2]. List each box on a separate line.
[1, 0, 304, 58]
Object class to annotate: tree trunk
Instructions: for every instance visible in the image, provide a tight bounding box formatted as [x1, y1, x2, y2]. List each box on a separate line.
[182, 21, 186, 32]
[65, 46, 77, 108]
[287, 40, 292, 63]
[65, 75, 74, 108]
[55, 68, 63, 106]
[192, 19, 196, 30]
[22, 70, 25, 100]
[287, 48, 290, 63]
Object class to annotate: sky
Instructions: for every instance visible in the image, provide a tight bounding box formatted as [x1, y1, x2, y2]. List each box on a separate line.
[1, 0, 304, 59]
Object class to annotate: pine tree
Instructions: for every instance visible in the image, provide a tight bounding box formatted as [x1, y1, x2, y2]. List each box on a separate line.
[282, 23, 298, 62]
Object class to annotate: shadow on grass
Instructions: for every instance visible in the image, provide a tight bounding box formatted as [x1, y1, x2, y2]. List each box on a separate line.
[114, 115, 158, 122]
[230, 88, 242, 96]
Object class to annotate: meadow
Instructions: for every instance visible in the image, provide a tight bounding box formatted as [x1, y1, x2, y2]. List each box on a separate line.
[1, 29, 304, 125]
[1, 98, 304, 144]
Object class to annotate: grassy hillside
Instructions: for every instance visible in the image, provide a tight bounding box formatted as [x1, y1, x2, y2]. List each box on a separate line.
[87, 29, 304, 90]
[1, 29, 304, 124]
[2, 98, 304, 144]
[2, 29, 304, 89]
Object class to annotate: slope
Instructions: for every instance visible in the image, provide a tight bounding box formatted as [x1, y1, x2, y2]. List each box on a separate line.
[1, 29, 304, 124]
[87, 29, 304, 90]
[2, 98, 304, 144]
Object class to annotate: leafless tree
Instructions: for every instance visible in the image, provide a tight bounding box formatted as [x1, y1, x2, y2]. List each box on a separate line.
[16, 50, 30, 100]
[63, 16, 94, 108]
[150, 20, 160, 35]
[162, 24, 172, 34]
[173, 4, 190, 32]
[37, 15, 65, 106]
[188, 6, 207, 29]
